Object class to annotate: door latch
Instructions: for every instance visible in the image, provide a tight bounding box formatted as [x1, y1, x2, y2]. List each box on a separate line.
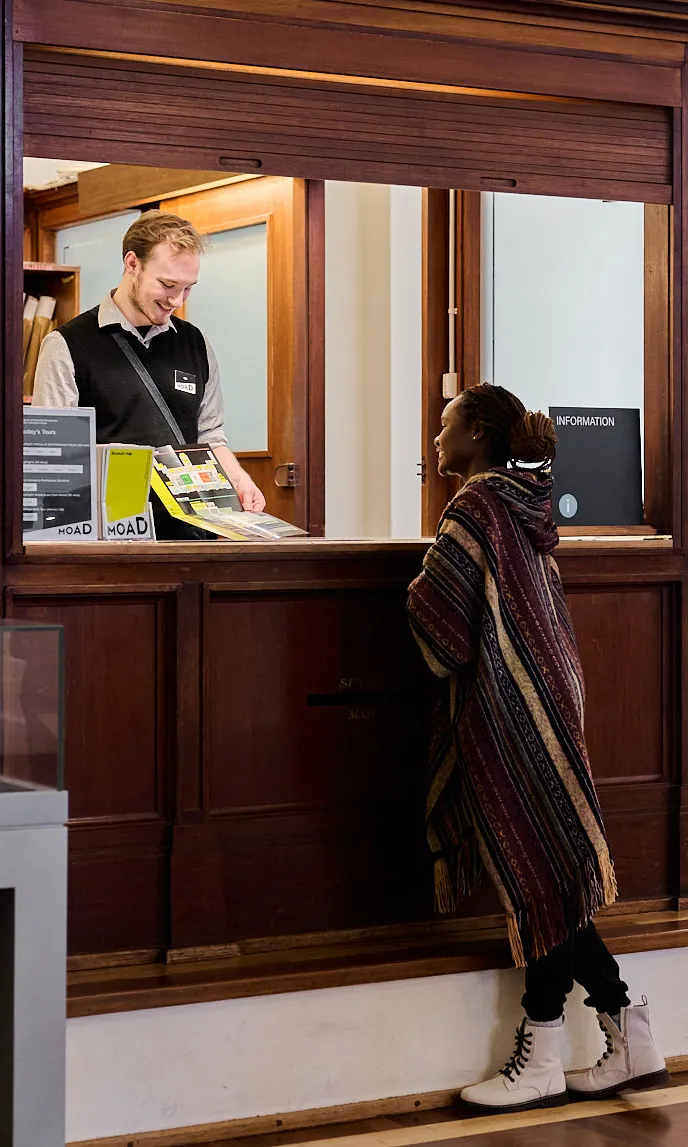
[274, 463, 301, 488]
[417, 458, 427, 485]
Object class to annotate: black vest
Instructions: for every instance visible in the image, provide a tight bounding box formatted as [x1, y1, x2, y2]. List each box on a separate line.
[60, 307, 209, 447]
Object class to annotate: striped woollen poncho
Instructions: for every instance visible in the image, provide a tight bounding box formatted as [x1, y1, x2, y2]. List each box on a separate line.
[408, 469, 617, 967]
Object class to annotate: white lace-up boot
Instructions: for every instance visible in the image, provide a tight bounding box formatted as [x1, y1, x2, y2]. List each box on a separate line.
[566, 1000, 668, 1100]
[460, 1017, 568, 1113]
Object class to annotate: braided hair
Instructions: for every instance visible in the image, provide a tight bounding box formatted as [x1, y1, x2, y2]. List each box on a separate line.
[460, 383, 557, 469]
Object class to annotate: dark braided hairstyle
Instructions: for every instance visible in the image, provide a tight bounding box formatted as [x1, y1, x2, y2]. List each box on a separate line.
[460, 383, 557, 470]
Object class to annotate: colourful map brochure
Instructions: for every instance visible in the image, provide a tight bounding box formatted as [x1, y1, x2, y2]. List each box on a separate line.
[151, 444, 307, 541]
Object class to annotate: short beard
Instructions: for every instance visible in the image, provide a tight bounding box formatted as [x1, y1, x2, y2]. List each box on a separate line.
[128, 276, 157, 326]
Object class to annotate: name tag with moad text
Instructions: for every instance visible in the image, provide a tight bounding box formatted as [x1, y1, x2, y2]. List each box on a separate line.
[175, 370, 196, 394]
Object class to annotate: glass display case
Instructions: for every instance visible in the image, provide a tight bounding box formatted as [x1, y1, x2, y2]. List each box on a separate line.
[0, 621, 64, 794]
[0, 621, 67, 1147]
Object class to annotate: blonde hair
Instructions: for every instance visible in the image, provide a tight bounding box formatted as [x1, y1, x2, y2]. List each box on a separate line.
[122, 210, 205, 264]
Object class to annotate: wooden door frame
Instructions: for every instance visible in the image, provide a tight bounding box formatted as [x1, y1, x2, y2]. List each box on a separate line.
[421, 189, 481, 537]
[160, 178, 316, 530]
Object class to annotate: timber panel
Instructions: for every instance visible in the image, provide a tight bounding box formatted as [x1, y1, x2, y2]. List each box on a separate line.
[23, 49, 673, 203]
[6, 591, 173, 953]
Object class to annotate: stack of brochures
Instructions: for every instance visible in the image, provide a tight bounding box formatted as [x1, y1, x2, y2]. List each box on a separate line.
[97, 444, 155, 540]
[151, 444, 308, 540]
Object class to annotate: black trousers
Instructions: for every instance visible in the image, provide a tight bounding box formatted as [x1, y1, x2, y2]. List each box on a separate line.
[522, 922, 631, 1023]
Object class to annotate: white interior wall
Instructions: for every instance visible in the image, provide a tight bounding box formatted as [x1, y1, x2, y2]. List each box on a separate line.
[325, 182, 422, 539]
[390, 187, 423, 539]
[66, 946, 688, 1142]
[23, 158, 105, 191]
[325, 181, 370, 538]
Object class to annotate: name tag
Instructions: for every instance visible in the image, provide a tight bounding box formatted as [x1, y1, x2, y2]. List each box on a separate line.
[175, 370, 197, 394]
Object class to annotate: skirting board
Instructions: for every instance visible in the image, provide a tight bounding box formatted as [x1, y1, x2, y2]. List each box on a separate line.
[68, 1056, 688, 1147]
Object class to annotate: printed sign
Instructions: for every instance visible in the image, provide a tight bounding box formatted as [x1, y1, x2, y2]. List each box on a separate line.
[23, 407, 97, 541]
[549, 407, 643, 527]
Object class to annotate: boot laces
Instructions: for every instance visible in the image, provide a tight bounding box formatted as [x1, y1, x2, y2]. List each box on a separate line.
[596, 1018, 615, 1067]
[500, 1019, 533, 1082]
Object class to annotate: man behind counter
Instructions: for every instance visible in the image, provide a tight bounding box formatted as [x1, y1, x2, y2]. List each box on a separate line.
[33, 209, 266, 538]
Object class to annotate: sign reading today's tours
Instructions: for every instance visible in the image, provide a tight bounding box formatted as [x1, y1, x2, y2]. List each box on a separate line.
[23, 407, 97, 541]
[549, 407, 643, 528]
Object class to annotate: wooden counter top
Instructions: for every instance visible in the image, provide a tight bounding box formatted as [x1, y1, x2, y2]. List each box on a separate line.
[18, 534, 676, 564]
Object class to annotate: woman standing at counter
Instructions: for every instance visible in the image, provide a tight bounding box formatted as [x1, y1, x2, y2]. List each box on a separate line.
[407, 383, 666, 1113]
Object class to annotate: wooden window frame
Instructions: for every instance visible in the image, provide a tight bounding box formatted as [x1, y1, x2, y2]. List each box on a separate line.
[422, 193, 673, 539]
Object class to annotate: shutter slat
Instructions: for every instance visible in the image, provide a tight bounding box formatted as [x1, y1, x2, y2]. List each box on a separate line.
[23, 49, 672, 203]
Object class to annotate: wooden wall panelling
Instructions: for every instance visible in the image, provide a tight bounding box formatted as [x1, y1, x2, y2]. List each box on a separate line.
[566, 582, 680, 903]
[555, 545, 683, 585]
[600, 784, 678, 902]
[22, 50, 673, 203]
[175, 582, 204, 820]
[566, 584, 676, 784]
[4, 542, 683, 958]
[13, 1, 683, 106]
[170, 587, 434, 947]
[5, 587, 175, 953]
[67, 820, 168, 955]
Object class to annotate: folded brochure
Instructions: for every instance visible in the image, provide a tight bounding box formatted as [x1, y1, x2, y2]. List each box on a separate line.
[150, 444, 307, 540]
[97, 443, 155, 540]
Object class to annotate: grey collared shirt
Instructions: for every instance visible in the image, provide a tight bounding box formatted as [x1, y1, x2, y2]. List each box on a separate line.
[32, 292, 228, 446]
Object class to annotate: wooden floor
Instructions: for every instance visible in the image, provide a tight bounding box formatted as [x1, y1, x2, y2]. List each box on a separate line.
[207, 1079, 688, 1147]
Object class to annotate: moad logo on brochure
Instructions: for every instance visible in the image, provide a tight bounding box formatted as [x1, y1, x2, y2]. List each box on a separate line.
[27, 519, 96, 540]
[104, 509, 153, 540]
[58, 521, 94, 536]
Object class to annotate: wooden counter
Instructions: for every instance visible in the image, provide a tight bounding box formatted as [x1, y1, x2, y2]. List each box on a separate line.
[4, 537, 684, 966]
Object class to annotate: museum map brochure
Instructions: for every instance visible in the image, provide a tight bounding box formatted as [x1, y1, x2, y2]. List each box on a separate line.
[97, 444, 155, 540]
[150, 444, 308, 540]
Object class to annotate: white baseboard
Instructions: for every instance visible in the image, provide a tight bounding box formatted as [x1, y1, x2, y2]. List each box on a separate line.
[66, 947, 688, 1143]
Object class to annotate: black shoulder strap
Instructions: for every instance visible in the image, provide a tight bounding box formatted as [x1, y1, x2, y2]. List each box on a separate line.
[111, 330, 185, 446]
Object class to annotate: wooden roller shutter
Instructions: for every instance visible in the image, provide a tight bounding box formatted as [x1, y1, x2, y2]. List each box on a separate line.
[23, 47, 672, 204]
